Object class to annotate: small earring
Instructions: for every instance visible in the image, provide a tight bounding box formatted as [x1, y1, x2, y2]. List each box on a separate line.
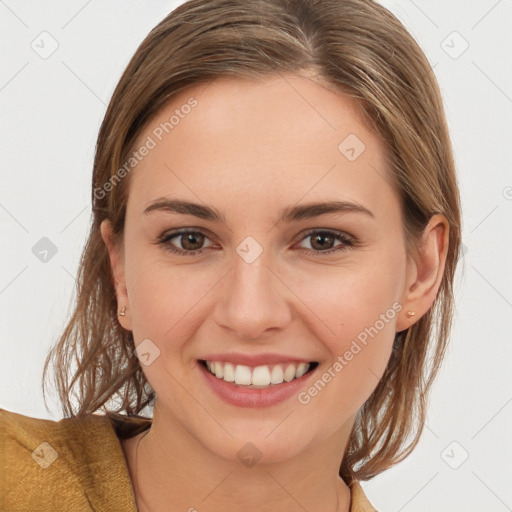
[118, 305, 127, 317]
[406, 311, 416, 317]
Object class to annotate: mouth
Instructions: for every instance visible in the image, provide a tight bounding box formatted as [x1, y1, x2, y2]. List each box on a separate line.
[198, 359, 319, 389]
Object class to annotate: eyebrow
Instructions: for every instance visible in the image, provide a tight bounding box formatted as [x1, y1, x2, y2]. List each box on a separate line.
[142, 197, 374, 223]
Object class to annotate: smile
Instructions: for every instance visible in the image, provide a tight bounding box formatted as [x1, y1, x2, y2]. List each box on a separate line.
[201, 360, 317, 388]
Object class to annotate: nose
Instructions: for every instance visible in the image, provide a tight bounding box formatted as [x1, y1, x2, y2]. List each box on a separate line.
[213, 248, 293, 340]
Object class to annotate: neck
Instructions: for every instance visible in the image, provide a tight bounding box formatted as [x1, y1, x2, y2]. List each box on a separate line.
[127, 402, 353, 512]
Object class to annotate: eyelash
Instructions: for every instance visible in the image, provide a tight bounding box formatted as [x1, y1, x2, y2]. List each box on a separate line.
[156, 228, 356, 257]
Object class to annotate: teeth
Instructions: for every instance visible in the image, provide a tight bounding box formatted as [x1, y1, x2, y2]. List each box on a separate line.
[296, 362, 308, 378]
[234, 365, 252, 385]
[283, 364, 296, 382]
[223, 362, 235, 382]
[270, 364, 284, 384]
[214, 361, 223, 379]
[252, 365, 271, 386]
[204, 360, 311, 387]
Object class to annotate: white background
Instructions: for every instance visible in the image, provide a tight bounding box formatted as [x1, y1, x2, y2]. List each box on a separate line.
[1, 1, 511, 511]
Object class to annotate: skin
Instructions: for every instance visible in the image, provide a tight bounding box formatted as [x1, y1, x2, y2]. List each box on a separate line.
[100, 72, 449, 512]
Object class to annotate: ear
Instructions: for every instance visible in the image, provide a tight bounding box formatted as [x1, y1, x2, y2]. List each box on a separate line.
[395, 214, 450, 332]
[100, 219, 132, 331]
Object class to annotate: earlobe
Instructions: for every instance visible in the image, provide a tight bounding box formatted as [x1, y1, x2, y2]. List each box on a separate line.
[396, 214, 449, 332]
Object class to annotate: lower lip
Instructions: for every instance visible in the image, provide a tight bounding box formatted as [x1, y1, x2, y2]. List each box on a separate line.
[198, 361, 316, 408]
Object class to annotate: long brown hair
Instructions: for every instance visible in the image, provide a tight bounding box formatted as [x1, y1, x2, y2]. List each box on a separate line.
[42, 0, 462, 483]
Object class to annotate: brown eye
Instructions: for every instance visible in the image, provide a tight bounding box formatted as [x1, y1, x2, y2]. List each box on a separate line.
[158, 230, 215, 255]
[309, 232, 336, 251]
[297, 229, 355, 256]
[157, 228, 355, 257]
[179, 232, 205, 251]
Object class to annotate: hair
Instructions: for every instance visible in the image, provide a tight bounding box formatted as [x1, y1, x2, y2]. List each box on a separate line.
[42, 0, 462, 483]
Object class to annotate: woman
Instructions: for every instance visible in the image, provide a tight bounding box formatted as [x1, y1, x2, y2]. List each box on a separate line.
[0, 0, 461, 510]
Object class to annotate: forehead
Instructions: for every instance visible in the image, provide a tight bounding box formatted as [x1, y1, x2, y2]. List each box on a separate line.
[126, 74, 397, 221]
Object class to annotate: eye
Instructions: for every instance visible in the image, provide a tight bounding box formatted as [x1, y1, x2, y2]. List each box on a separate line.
[156, 228, 356, 256]
[296, 229, 355, 256]
[157, 229, 216, 255]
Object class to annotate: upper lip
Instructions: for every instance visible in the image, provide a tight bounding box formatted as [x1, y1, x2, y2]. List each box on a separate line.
[199, 352, 315, 367]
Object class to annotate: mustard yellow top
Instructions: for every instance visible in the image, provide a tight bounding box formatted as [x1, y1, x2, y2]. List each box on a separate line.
[0, 407, 377, 511]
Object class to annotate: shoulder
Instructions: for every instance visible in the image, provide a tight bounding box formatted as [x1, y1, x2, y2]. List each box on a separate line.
[0, 407, 140, 512]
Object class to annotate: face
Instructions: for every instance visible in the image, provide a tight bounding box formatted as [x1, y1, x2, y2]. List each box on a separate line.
[103, 73, 417, 465]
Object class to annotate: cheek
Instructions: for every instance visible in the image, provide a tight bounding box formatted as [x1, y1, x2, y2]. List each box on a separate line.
[124, 260, 214, 396]
[293, 251, 404, 341]
[291, 255, 403, 407]
[125, 252, 216, 345]
[295, 281, 399, 429]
